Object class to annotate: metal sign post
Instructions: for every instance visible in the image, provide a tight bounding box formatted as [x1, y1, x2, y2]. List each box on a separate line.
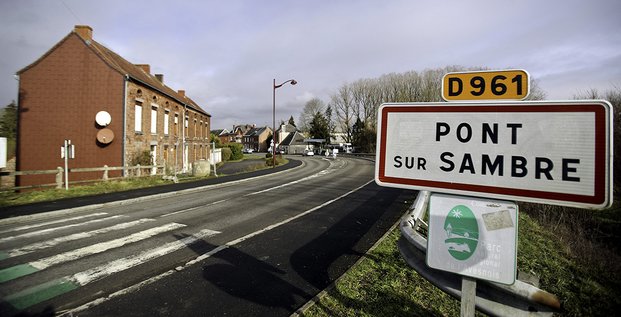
[61, 139, 74, 190]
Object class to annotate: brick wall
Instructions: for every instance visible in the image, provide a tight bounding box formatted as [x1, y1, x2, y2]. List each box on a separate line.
[17, 34, 124, 187]
[125, 82, 211, 174]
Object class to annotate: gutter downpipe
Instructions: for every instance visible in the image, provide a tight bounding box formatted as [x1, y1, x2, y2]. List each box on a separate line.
[14, 74, 21, 186]
[182, 104, 187, 173]
[122, 75, 128, 177]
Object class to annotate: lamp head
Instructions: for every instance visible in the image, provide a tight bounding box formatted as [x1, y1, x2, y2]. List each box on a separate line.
[290, 80, 297, 85]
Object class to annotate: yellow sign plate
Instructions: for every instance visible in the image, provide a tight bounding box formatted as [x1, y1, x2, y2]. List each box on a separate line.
[442, 69, 529, 101]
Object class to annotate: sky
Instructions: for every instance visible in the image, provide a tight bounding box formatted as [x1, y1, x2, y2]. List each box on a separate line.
[1, 0, 620, 130]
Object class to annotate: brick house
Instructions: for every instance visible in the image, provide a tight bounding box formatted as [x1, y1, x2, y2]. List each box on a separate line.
[210, 129, 229, 143]
[242, 126, 272, 152]
[16, 25, 211, 187]
[220, 124, 253, 144]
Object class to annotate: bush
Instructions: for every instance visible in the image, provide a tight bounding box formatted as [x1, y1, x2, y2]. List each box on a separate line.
[265, 153, 273, 159]
[265, 156, 285, 167]
[131, 150, 152, 166]
[221, 147, 232, 161]
[226, 143, 244, 161]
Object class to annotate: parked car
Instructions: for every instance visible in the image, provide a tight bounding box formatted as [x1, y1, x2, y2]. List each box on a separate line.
[303, 150, 314, 156]
[243, 148, 254, 154]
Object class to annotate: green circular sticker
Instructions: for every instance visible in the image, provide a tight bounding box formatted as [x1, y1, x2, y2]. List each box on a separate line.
[444, 205, 479, 261]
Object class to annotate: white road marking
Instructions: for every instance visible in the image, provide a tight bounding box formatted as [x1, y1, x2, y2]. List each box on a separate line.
[244, 159, 339, 197]
[3, 219, 156, 259]
[0, 215, 127, 244]
[63, 179, 373, 316]
[29, 223, 187, 270]
[71, 228, 220, 286]
[160, 200, 228, 218]
[0, 213, 108, 234]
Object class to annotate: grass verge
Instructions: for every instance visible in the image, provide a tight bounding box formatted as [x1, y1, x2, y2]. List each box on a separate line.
[0, 176, 175, 207]
[301, 192, 621, 317]
[0, 156, 289, 208]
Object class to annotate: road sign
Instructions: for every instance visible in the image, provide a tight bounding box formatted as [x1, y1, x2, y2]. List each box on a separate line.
[442, 69, 529, 101]
[375, 100, 613, 209]
[427, 193, 518, 284]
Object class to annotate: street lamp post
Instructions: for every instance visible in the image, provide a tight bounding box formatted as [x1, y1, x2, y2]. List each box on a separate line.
[273, 78, 297, 167]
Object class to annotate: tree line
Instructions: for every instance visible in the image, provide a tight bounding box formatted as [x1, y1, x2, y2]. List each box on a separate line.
[297, 66, 547, 152]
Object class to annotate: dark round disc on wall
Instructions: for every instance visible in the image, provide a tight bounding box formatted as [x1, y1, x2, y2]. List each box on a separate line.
[97, 128, 115, 144]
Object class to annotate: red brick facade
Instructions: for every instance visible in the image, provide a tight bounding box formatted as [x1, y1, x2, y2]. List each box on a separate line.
[16, 26, 211, 187]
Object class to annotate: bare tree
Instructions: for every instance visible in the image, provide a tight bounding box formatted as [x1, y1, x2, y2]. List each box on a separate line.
[298, 98, 326, 133]
[330, 85, 354, 143]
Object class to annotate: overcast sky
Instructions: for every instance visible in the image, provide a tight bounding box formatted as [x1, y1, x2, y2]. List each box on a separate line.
[1, 0, 620, 130]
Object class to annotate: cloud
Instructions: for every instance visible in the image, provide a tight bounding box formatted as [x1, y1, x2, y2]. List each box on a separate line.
[1, 0, 620, 130]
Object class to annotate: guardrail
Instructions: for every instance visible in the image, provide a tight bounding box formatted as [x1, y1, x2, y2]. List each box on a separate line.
[398, 191, 561, 316]
[0, 164, 165, 191]
[340, 152, 375, 160]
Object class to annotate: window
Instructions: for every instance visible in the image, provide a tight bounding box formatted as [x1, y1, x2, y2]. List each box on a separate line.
[135, 105, 142, 132]
[151, 107, 157, 134]
[164, 111, 170, 135]
[174, 113, 179, 136]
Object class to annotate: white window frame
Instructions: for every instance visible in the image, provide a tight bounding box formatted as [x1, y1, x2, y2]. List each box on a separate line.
[134, 104, 142, 132]
[164, 111, 170, 135]
[151, 107, 158, 134]
[174, 113, 179, 135]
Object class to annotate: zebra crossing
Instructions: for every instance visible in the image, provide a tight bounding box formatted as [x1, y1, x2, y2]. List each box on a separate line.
[0, 211, 220, 313]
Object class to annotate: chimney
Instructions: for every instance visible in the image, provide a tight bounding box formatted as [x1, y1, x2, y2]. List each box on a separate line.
[135, 64, 151, 74]
[74, 25, 93, 41]
[177, 90, 186, 98]
[155, 74, 164, 83]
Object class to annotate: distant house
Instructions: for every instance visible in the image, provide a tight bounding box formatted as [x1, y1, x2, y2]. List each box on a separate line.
[242, 126, 272, 152]
[16, 25, 211, 187]
[220, 124, 254, 144]
[279, 131, 309, 154]
[274, 123, 299, 146]
[210, 129, 229, 143]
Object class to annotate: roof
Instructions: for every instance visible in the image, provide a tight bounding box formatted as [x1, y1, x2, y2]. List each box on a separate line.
[211, 129, 229, 136]
[18, 27, 210, 117]
[276, 124, 298, 133]
[280, 131, 306, 146]
[233, 124, 254, 134]
[244, 126, 271, 137]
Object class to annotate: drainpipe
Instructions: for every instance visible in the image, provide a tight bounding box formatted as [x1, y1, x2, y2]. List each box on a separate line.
[122, 75, 128, 177]
[13, 75, 21, 186]
[182, 104, 187, 172]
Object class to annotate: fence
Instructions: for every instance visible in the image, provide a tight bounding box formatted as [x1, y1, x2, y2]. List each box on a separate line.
[0, 164, 165, 192]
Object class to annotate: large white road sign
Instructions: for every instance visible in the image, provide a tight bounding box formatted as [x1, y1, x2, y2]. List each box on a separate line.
[375, 101, 613, 209]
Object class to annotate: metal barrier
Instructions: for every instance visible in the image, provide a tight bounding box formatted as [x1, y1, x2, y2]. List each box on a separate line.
[399, 191, 561, 316]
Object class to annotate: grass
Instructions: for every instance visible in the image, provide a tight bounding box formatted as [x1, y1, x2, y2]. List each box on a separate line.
[301, 227, 462, 317]
[0, 155, 287, 208]
[301, 191, 621, 317]
[0, 176, 175, 207]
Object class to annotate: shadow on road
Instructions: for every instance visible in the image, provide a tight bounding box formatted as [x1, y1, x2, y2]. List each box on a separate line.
[289, 184, 436, 316]
[174, 183, 433, 316]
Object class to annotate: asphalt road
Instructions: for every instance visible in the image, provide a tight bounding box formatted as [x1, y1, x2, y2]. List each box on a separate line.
[0, 156, 412, 316]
